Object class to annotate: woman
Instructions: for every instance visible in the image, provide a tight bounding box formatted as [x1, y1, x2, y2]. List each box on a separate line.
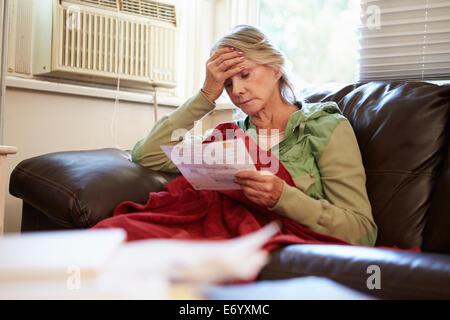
[111, 25, 377, 246]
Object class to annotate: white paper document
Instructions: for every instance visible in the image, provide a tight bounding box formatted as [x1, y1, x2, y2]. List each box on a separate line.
[0, 229, 126, 282]
[0, 223, 280, 299]
[106, 221, 280, 284]
[161, 139, 257, 190]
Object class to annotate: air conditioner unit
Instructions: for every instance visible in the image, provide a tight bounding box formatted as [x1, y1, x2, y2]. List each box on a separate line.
[9, 0, 178, 89]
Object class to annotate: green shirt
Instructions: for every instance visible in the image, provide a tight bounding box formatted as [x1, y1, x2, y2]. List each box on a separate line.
[132, 90, 378, 246]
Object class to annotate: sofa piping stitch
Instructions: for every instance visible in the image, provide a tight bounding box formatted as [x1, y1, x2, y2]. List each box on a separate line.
[13, 166, 90, 227]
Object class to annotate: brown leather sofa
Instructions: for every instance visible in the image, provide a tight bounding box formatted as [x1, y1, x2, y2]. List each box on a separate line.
[9, 81, 450, 299]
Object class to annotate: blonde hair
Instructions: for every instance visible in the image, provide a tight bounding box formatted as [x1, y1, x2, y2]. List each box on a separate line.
[211, 25, 296, 104]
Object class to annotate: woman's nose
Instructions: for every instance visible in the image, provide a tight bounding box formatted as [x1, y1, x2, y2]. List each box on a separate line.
[232, 79, 245, 96]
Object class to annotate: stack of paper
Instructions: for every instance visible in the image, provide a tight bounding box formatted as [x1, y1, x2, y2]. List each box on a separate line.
[0, 228, 126, 282]
[0, 223, 279, 299]
[104, 222, 279, 284]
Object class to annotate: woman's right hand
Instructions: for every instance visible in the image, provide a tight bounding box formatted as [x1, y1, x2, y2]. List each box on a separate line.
[201, 47, 245, 103]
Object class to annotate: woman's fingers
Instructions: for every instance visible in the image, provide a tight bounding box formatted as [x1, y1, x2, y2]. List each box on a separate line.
[216, 55, 245, 72]
[202, 47, 245, 102]
[235, 177, 270, 193]
[211, 50, 243, 65]
[241, 186, 265, 199]
[209, 46, 234, 59]
[241, 186, 275, 207]
[235, 170, 268, 182]
[209, 52, 244, 74]
[224, 64, 245, 80]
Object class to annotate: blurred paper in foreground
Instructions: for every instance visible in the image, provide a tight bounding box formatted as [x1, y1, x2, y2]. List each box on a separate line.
[0, 223, 279, 299]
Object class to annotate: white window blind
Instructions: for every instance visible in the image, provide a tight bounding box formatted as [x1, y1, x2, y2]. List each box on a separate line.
[358, 0, 450, 81]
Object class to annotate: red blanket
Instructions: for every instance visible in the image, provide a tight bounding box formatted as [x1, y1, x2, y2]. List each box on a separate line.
[92, 122, 350, 251]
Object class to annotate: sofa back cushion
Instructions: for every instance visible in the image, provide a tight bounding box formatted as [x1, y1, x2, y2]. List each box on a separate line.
[301, 81, 450, 250]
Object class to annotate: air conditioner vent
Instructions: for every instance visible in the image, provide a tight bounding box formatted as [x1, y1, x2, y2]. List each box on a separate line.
[68, 0, 176, 25]
[25, 0, 177, 89]
[77, 0, 118, 10]
[122, 0, 176, 25]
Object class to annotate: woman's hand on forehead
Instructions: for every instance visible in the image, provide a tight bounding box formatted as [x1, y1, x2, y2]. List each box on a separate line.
[201, 47, 246, 103]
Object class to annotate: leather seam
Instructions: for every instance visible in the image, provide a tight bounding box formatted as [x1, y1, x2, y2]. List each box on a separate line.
[12, 166, 90, 227]
[366, 170, 437, 177]
[23, 200, 73, 229]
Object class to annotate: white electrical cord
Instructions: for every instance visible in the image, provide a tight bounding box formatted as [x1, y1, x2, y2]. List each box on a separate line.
[153, 85, 158, 122]
[0, 0, 10, 146]
[110, 0, 159, 149]
[110, 0, 123, 150]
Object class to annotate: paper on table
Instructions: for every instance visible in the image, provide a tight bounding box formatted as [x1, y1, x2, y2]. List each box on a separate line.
[0, 229, 126, 282]
[0, 223, 280, 298]
[161, 138, 256, 190]
[0, 229, 168, 299]
[103, 222, 281, 284]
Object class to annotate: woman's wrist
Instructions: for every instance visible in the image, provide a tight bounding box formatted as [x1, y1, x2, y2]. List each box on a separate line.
[200, 88, 217, 104]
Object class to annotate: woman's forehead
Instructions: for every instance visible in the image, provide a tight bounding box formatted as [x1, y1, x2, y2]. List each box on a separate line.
[242, 59, 259, 68]
[225, 62, 274, 85]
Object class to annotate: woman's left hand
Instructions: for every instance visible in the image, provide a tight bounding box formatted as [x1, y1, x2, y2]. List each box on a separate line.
[234, 170, 284, 208]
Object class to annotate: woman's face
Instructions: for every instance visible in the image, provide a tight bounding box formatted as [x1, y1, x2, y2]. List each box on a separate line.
[224, 59, 281, 116]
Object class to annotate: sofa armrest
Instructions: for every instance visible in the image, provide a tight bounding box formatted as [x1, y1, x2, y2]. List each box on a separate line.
[259, 244, 450, 299]
[9, 148, 180, 229]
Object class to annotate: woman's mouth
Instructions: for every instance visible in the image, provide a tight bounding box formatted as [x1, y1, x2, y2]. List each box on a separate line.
[240, 99, 253, 105]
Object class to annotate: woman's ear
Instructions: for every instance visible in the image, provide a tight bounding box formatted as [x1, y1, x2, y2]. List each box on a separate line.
[275, 69, 282, 81]
[267, 65, 282, 83]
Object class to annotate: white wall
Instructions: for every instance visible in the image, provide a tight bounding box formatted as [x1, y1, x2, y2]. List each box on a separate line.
[4, 87, 176, 232]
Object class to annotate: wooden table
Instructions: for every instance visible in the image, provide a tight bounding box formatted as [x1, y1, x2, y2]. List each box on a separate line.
[0, 145, 18, 235]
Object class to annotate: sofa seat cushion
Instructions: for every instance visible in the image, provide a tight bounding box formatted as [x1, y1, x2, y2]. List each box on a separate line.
[259, 244, 450, 299]
[9, 148, 179, 228]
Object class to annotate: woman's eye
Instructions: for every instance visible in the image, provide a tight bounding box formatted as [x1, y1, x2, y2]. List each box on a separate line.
[241, 73, 249, 79]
